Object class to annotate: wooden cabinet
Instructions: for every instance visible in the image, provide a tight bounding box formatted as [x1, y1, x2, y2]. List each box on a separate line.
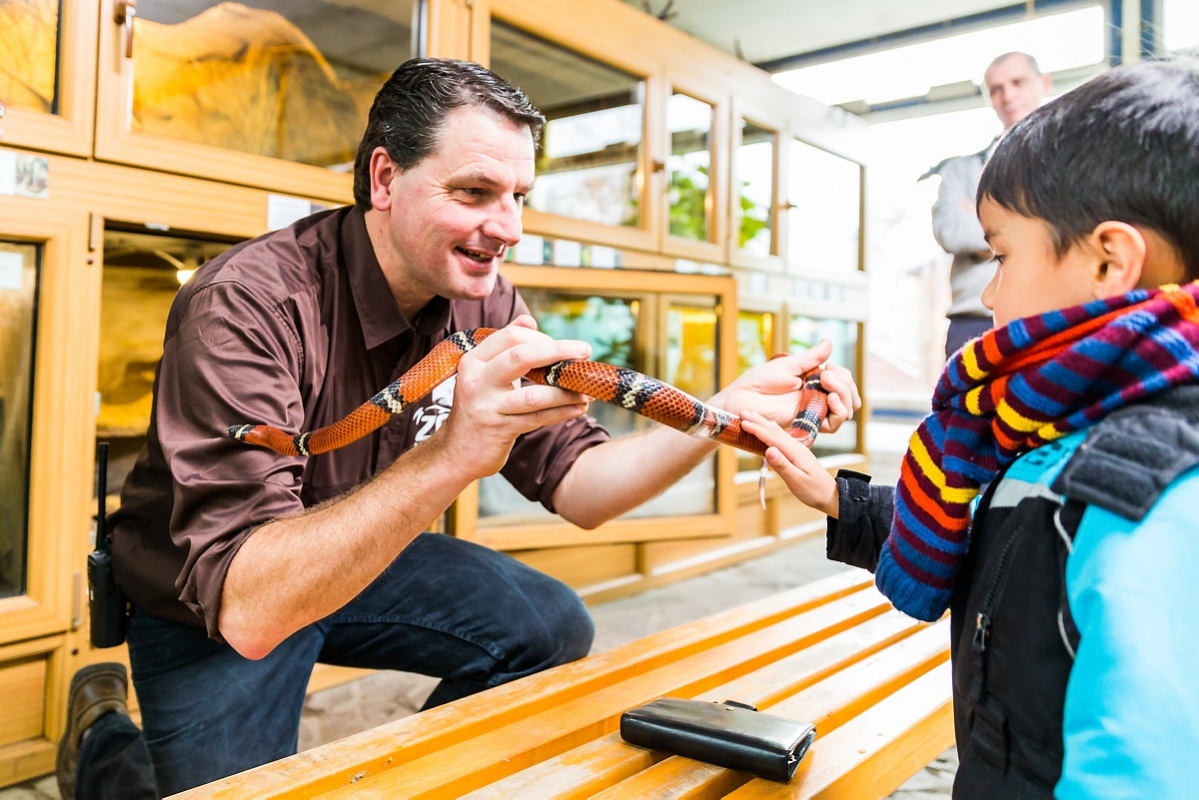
[0, 193, 95, 785]
[0, 0, 97, 157]
[92, 0, 422, 202]
[0, 0, 872, 786]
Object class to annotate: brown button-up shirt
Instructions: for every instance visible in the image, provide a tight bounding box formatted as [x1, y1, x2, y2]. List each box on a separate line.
[110, 206, 609, 636]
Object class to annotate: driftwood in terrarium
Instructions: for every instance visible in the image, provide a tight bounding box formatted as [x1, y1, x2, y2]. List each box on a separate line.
[95, 266, 181, 437]
[0, 265, 34, 593]
[134, 2, 385, 167]
[0, 0, 59, 113]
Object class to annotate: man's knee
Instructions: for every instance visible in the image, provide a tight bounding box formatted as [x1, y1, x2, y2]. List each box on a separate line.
[534, 581, 594, 665]
[500, 571, 594, 674]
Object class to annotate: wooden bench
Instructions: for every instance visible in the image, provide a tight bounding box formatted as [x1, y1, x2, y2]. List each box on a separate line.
[174, 570, 953, 799]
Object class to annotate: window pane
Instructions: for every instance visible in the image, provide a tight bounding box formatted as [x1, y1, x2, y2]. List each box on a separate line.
[1165, 0, 1199, 53]
[477, 291, 720, 524]
[99, 230, 236, 494]
[0, 0, 60, 114]
[654, 301, 718, 517]
[665, 303, 718, 400]
[735, 120, 774, 257]
[736, 310, 773, 374]
[490, 19, 644, 228]
[735, 310, 773, 473]
[772, 5, 1105, 108]
[667, 92, 713, 242]
[478, 292, 640, 525]
[790, 315, 859, 456]
[0, 242, 40, 598]
[132, 1, 417, 168]
[786, 140, 861, 273]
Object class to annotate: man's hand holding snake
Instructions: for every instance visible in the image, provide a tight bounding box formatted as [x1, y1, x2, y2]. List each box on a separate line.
[432, 315, 591, 481]
[712, 339, 861, 434]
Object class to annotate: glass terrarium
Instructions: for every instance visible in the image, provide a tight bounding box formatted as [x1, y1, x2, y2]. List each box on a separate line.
[667, 92, 714, 242]
[786, 140, 862, 274]
[126, 0, 419, 170]
[0, 241, 40, 598]
[0, 0, 61, 115]
[735, 120, 775, 257]
[490, 19, 645, 228]
[789, 314, 860, 456]
[98, 228, 236, 494]
[477, 287, 721, 525]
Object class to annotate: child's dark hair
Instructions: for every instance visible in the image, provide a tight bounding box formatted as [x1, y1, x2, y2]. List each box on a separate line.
[979, 59, 1199, 281]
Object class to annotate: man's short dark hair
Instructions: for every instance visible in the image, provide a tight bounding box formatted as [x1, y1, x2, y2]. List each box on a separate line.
[979, 59, 1199, 281]
[352, 58, 546, 209]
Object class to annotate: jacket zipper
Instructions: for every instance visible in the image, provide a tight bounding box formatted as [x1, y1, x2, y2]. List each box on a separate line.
[972, 526, 1024, 653]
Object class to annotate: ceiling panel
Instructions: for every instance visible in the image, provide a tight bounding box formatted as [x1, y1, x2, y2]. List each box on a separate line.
[622, 0, 1026, 66]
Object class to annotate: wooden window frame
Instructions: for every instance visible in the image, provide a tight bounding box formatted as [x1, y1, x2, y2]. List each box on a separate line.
[0, 199, 93, 643]
[451, 264, 739, 551]
[659, 75, 730, 263]
[727, 98, 786, 273]
[478, 0, 660, 254]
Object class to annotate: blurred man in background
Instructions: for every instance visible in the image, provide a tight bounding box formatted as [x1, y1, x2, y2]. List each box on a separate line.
[924, 52, 1052, 358]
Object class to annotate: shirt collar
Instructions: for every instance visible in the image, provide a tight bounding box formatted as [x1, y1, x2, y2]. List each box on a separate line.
[341, 207, 452, 349]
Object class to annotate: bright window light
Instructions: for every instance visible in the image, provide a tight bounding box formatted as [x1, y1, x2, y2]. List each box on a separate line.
[1164, 0, 1199, 52]
[773, 5, 1105, 107]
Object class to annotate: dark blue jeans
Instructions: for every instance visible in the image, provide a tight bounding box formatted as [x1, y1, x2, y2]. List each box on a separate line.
[126, 533, 594, 795]
[77, 712, 159, 800]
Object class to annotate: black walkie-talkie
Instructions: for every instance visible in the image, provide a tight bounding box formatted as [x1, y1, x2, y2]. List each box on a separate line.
[87, 442, 128, 647]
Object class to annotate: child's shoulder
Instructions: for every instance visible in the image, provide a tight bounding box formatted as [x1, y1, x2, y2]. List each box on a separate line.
[1052, 386, 1199, 524]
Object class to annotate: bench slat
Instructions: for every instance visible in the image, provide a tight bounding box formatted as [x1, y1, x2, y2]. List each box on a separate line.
[592, 758, 748, 799]
[726, 662, 954, 799]
[175, 571, 955, 800]
[558, 622, 951, 800]
[698, 612, 927, 710]
[462, 612, 932, 800]
[174, 570, 872, 800]
[462, 732, 663, 800]
[314, 587, 893, 798]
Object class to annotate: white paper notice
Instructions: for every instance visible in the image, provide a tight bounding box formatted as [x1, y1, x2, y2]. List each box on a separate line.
[590, 245, 617, 269]
[513, 234, 544, 265]
[0, 251, 24, 291]
[0, 150, 16, 196]
[267, 195, 315, 231]
[553, 239, 581, 267]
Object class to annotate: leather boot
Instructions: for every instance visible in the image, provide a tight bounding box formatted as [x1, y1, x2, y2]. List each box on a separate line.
[56, 663, 130, 800]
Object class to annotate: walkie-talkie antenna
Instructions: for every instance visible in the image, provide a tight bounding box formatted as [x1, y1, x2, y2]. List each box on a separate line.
[97, 442, 108, 551]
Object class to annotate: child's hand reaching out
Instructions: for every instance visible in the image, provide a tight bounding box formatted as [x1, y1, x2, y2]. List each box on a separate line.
[740, 410, 840, 518]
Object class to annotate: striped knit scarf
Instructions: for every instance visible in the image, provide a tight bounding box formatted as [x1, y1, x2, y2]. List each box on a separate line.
[876, 280, 1199, 621]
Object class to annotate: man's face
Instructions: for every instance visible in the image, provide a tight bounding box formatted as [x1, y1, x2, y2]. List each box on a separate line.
[984, 56, 1051, 130]
[383, 105, 535, 310]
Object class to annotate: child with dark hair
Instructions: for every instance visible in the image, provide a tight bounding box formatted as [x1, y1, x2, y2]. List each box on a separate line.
[743, 59, 1199, 799]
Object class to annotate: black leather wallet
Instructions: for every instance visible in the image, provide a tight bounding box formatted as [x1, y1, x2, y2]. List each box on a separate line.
[619, 697, 816, 782]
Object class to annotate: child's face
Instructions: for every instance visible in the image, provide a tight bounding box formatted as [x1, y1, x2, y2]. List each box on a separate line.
[978, 198, 1098, 328]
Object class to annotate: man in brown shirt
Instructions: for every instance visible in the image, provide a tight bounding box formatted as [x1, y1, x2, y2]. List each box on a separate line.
[61, 58, 858, 797]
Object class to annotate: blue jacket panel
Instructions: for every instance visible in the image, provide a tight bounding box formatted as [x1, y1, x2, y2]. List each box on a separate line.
[1058, 467, 1199, 799]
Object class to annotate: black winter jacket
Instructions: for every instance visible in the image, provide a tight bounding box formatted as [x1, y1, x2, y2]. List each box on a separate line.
[827, 387, 1199, 799]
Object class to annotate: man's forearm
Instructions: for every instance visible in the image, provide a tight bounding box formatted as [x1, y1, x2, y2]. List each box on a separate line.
[551, 424, 719, 529]
[218, 436, 474, 659]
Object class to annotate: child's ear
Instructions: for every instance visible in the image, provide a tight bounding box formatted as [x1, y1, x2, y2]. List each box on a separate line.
[1088, 221, 1147, 298]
